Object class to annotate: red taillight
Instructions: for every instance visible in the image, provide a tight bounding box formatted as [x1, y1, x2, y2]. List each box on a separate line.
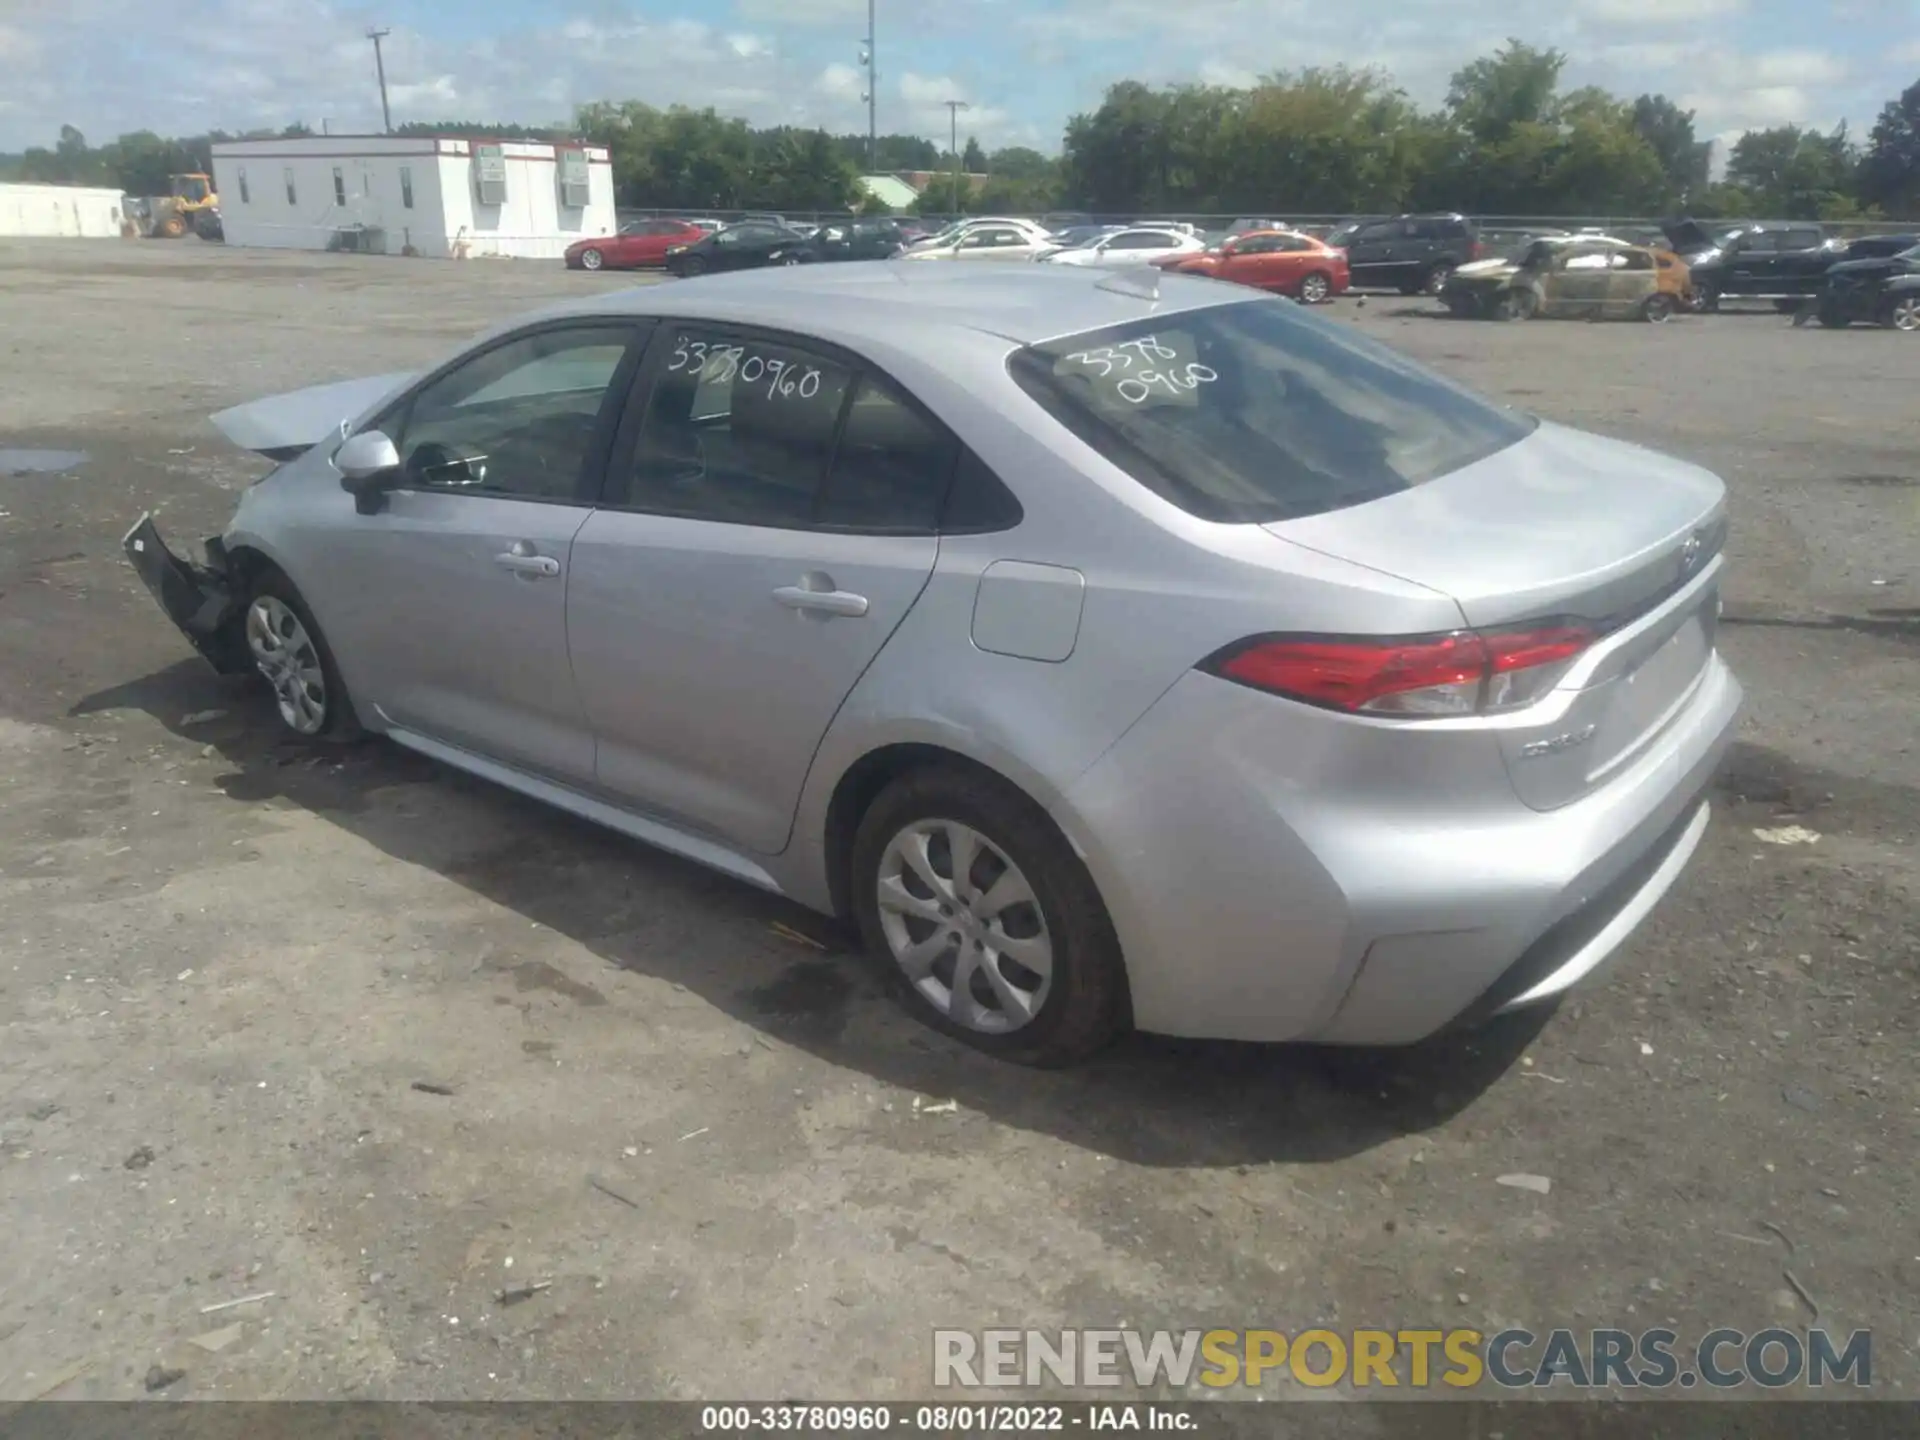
[1205, 625, 1594, 718]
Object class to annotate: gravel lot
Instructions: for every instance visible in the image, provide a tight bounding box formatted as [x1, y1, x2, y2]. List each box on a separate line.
[0, 239, 1915, 1403]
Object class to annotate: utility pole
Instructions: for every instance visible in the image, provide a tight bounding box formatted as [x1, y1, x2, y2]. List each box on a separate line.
[366, 28, 393, 134]
[858, 0, 876, 171]
[944, 99, 970, 216]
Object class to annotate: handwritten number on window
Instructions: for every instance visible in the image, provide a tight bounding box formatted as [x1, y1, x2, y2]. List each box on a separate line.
[667, 336, 826, 401]
[1065, 336, 1217, 404]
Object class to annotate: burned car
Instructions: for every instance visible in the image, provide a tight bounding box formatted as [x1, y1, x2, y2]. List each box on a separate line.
[1815, 235, 1920, 330]
[1440, 237, 1688, 322]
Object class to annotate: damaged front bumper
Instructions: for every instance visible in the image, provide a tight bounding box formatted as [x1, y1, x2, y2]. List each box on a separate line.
[122, 514, 250, 674]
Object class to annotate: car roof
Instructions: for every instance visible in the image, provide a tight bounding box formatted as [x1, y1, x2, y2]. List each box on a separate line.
[531, 260, 1254, 348]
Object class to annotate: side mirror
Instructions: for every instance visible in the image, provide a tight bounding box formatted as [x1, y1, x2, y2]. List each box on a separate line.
[336, 429, 401, 513]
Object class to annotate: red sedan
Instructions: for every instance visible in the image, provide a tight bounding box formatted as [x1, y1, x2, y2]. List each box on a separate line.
[1156, 229, 1350, 302]
[564, 218, 707, 272]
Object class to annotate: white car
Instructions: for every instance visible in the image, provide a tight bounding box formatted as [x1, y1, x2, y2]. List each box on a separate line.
[900, 220, 1057, 263]
[1038, 227, 1206, 268]
[902, 217, 1042, 252]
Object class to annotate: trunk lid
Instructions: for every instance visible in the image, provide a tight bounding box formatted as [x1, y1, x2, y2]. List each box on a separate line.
[210, 370, 416, 459]
[1265, 421, 1727, 810]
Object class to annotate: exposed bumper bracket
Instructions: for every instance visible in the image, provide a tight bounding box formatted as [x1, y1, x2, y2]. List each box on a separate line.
[122, 513, 250, 674]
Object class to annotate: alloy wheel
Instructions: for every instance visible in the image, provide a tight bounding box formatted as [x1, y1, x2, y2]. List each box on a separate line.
[875, 819, 1054, 1035]
[1890, 296, 1920, 331]
[582, 249, 603, 270]
[1299, 273, 1331, 304]
[245, 595, 327, 735]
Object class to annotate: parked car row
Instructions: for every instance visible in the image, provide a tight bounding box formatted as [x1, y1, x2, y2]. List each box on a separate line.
[566, 215, 937, 273]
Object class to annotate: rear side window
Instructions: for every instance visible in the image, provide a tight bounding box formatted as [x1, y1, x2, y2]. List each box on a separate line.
[1006, 299, 1536, 524]
[814, 377, 958, 531]
[618, 330, 852, 526]
[1781, 228, 1822, 251]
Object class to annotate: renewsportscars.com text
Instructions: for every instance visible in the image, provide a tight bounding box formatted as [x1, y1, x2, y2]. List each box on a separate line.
[933, 1327, 1872, 1391]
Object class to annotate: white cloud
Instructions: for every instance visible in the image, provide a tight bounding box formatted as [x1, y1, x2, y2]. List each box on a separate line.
[816, 62, 862, 99]
[389, 75, 460, 109]
[1575, 0, 1743, 20]
[726, 32, 772, 58]
[730, 0, 867, 22]
[1197, 59, 1259, 89]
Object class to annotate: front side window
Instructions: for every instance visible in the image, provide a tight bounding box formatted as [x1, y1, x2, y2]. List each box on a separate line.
[617, 329, 852, 526]
[1006, 298, 1537, 524]
[385, 325, 634, 502]
[1781, 228, 1822, 252]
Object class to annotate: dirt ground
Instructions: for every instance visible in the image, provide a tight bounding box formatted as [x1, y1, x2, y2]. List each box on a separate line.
[0, 239, 1915, 1403]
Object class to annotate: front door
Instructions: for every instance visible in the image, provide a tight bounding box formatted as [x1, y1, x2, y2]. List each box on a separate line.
[315, 321, 646, 782]
[566, 322, 952, 852]
[1543, 246, 1621, 315]
[1721, 231, 1778, 295]
[1345, 220, 1408, 288]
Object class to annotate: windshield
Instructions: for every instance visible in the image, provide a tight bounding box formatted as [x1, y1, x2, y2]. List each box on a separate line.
[1006, 298, 1537, 524]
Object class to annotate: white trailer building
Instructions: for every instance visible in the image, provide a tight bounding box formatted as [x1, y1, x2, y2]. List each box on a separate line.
[208, 134, 615, 260]
[0, 183, 129, 239]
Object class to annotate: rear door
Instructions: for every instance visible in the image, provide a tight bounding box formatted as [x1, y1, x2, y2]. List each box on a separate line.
[1219, 233, 1283, 286]
[1606, 249, 1657, 316]
[565, 322, 952, 852]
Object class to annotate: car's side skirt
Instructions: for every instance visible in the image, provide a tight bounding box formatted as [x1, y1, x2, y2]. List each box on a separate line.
[382, 724, 788, 897]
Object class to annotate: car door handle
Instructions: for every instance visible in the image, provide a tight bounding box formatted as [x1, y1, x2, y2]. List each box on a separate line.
[774, 584, 868, 617]
[495, 550, 560, 577]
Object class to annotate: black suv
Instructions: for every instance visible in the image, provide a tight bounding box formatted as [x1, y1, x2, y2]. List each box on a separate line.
[1817, 234, 1920, 330]
[1682, 222, 1846, 310]
[1337, 213, 1484, 295]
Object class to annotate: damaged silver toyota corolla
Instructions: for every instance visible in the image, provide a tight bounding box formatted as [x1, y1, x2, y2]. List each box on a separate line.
[125, 264, 1741, 1066]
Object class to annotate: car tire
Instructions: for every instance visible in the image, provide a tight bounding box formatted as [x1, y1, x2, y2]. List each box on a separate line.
[242, 569, 363, 744]
[1641, 293, 1676, 324]
[1882, 295, 1920, 331]
[1297, 271, 1332, 304]
[1696, 286, 1720, 313]
[778, 254, 802, 266]
[680, 256, 707, 277]
[850, 765, 1129, 1067]
[1421, 263, 1455, 297]
[581, 248, 604, 271]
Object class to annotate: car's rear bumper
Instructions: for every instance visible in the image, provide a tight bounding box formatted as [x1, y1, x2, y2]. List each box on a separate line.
[122, 514, 250, 674]
[1056, 653, 1743, 1045]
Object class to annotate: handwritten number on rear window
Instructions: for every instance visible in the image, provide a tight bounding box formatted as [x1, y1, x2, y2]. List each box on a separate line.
[1066, 336, 1217, 405]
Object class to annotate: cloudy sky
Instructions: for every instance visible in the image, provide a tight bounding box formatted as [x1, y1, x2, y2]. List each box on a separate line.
[2, 0, 1916, 158]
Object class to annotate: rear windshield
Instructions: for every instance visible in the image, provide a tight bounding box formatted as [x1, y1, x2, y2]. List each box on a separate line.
[1006, 298, 1537, 523]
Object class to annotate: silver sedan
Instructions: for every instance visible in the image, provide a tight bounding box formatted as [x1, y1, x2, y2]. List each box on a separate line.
[125, 262, 1741, 1066]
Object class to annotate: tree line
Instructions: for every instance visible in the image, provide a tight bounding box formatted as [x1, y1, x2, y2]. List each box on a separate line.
[5, 42, 1916, 220]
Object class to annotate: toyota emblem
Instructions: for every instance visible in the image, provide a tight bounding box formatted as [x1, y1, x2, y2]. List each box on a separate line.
[1679, 531, 1704, 576]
